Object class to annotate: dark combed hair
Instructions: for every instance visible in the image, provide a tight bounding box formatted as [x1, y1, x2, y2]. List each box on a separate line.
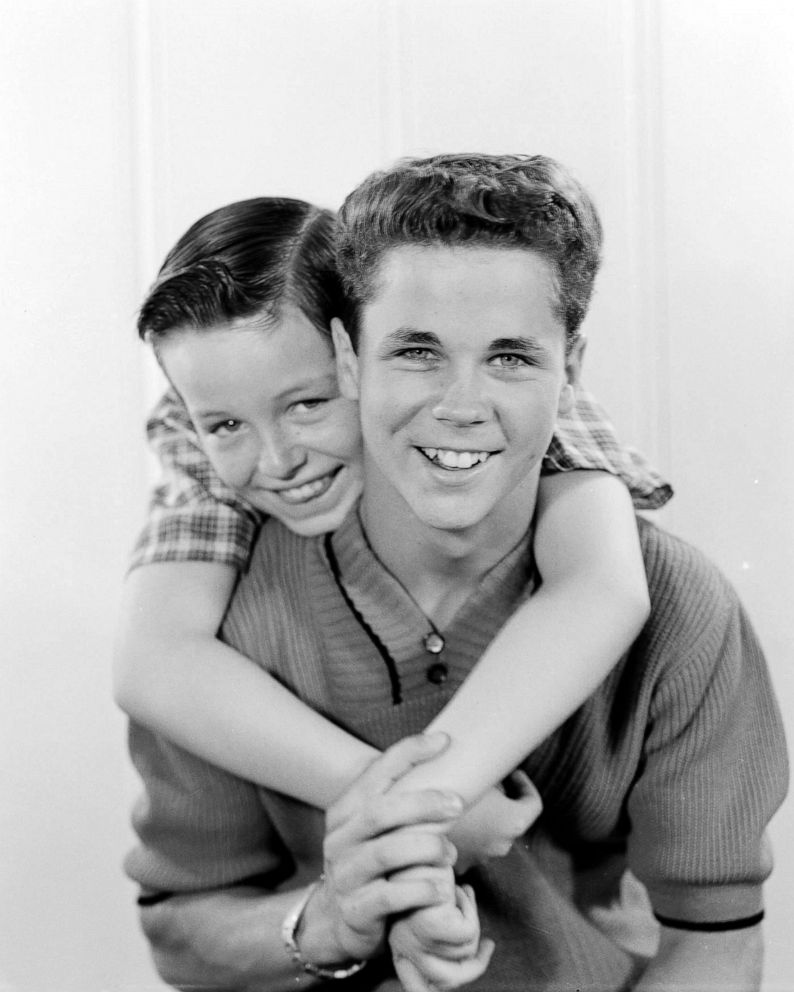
[138, 197, 346, 345]
[336, 153, 603, 350]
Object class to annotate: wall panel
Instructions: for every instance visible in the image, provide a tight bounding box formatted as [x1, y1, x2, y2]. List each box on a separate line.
[1, 1, 163, 989]
[655, 5, 794, 987]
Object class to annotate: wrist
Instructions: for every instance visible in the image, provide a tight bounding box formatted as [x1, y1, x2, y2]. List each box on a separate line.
[295, 879, 341, 962]
[282, 879, 368, 979]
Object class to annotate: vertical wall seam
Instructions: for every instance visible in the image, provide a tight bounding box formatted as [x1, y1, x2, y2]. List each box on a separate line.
[617, 0, 644, 450]
[376, 0, 407, 163]
[128, 0, 166, 479]
[623, 0, 672, 514]
[129, 0, 156, 302]
[642, 1, 672, 494]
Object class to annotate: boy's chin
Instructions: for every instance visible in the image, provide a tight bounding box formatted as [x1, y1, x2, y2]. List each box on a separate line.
[277, 494, 361, 538]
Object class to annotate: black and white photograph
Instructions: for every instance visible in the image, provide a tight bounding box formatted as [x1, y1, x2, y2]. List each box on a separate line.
[2, 2, 793, 990]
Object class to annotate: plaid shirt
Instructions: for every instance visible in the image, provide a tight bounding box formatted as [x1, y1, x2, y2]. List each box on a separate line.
[546, 393, 673, 509]
[130, 388, 673, 572]
[130, 390, 263, 571]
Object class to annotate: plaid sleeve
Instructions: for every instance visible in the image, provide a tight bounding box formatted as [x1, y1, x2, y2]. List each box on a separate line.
[129, 389, 263, 572]
[544, 386, 673, 511]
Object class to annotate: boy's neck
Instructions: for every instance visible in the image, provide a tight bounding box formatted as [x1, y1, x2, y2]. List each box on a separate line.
[358, 469, 538, 629]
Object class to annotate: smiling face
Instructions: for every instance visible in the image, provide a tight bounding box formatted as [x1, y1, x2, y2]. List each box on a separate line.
[157, 307, 363, 536]
[334, 246, 580, 544]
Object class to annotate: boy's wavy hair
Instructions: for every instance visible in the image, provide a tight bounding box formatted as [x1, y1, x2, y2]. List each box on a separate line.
[336, 153, 603, 352]
[138, 197, 346, 346]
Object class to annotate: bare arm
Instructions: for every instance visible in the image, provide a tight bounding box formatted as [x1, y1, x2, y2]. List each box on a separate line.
[137, 735, 463, 991]
[114, 561, 532, 856]
[141, 885, 319, 992]
[635, 924, 763, 992]
[396, 471, 650, 803]
[115, 472, 647, 816]
[114, 561, 376, 807]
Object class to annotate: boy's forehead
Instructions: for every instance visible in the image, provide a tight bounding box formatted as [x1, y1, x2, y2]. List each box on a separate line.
[359, 244, 562, 340]
[368, 242, 556, 291]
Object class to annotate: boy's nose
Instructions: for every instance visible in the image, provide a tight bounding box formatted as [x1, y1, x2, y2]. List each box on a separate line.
[431, 372, 488, 425]
[257, 431, 307, 479]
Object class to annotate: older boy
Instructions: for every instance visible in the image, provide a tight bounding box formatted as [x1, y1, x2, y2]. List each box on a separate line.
[127, 154, 787, 991]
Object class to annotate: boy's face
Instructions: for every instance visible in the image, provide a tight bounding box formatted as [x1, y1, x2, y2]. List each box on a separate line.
[334, 245, 579, 536]
[157, 307, 363, 536]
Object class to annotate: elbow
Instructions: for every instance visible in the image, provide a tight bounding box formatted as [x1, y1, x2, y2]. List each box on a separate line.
[111, 646, 139, 717]
[620, 587, 651, 647]
[111, 635, 152, 721]
[140, 906, 184, 986]
[111, 652, 135, 715]
[139, 902, 268, 991]
[625, 580, 651, 637]
[140, 905, 202, 990]
[112, 668, 135, 716]
[596, 572, 651, 644]
[149, 945, 193, 990]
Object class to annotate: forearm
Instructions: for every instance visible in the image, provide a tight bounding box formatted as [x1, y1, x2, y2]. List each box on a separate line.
[635, 925, 763, 992]
[396, 471, 650, 804]
[114, 563, 377, 808]
[406, 577, 645, 802]
[140, 886, 329, 992]
[137, 740, 466, 990]
[119, 632, 375, 806]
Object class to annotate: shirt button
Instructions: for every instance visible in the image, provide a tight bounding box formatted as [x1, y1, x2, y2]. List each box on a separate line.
[423, 632, 445, 655]
[426, 662, 449, 686]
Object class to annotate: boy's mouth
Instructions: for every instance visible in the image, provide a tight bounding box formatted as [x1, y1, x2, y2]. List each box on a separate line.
[418, 447, 492, 470]
[275, 467, 341, 504]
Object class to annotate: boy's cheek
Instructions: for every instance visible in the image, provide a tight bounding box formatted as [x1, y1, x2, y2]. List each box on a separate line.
[208, 452, 250, 492]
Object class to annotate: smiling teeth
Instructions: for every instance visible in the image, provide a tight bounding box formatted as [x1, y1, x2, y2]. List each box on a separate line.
[421, 448, 490, 469]
[278, 473, 334, 504]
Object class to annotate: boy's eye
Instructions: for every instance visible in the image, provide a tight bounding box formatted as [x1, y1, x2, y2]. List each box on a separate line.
[290, 398, 328, 415]
[489, 354, 530, 369]
[208, 419, 243, 436]
[397, 348, 436, 361]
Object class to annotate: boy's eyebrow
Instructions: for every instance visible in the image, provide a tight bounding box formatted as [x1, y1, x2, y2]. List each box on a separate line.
[381, 327, 441, 349]
[489, 336, 552, 360]
[277, 372, 338, 400]
[192, 407, 237, 421]
[377, 329, 555, 365]
[191, 374, 338, 420]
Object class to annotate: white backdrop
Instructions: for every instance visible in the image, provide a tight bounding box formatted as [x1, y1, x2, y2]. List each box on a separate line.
[2, 2, 792, 989]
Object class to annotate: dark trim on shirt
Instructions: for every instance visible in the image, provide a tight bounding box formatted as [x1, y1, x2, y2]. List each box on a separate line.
[137, 870, 284, 908]
[137, 890, 173, 907]
[324, 532, 403, 704]
[654, 910, 764, 932]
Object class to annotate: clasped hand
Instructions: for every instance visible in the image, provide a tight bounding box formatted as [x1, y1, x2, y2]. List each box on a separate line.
[389, 768, 541, 991]
[298, 733, 541, 989]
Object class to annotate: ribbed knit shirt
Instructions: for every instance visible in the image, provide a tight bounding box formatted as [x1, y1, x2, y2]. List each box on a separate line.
[126, 511, 788, 991]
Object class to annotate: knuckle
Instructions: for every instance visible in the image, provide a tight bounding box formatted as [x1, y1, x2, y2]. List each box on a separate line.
[370, 840, 394, 874]
[340, 890, 369, 932]
[370, 878, 393, 916]
[361, 806, 385, 837]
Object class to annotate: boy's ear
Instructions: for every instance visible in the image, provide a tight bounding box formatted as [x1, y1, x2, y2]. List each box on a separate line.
[331, 318, 360, 400]
[558, 335, 586, 416]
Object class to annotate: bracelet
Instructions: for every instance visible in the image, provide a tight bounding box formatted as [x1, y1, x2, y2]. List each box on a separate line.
[281, 877, 368, 980]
